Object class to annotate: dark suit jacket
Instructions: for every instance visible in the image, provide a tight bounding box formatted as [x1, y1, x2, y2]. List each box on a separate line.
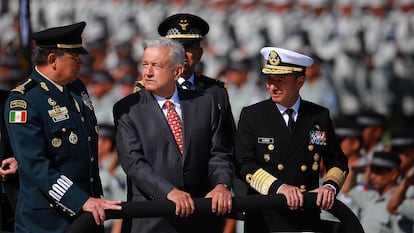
[113, 87, 233, 233]
[193, 74, 236, 149]
[0, 90, 18, 231]
[235, 98, 349, 232]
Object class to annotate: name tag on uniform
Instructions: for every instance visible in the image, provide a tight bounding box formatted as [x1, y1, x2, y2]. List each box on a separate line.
[309, 130, 327, 145]
[48, 106, 69, 123]
[258, 137, 274, 144]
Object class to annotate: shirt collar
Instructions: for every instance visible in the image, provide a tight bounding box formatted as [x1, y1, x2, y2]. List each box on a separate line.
[177, 73, 195, 86]
[35, 66, 65, 92]
[276, 97, 301, 114]
[153, 86, 180, 109]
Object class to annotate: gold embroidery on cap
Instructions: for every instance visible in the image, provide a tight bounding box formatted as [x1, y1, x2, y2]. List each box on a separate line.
[268, 51, 280, 66]
[179, 19, 189, 31]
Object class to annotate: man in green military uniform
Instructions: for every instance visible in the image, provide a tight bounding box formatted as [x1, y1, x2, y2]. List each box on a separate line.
[4, 22, 121, 233]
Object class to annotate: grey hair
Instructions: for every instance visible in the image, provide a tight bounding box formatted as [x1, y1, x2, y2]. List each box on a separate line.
[142, 37, 184, 68]
[32, 47, 66, 66]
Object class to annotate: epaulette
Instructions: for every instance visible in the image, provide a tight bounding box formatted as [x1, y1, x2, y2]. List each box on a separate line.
[198, 75, 227, 89]
[133, 80, 145, 93]
[11, 79, 37, 95]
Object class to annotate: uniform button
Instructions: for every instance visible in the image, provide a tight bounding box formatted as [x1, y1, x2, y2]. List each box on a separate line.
[88, 136, 91, 141]
[62, 128, 67, 132]
[268, 144, 274, 151]
[308, 145, 314, 151]
[312, 162, 319, 171]
[313, 153, 320, 161]
[49, 203, 54, 208]
[81, 117, 85, 122]
[90, 177, 94, 182]
[277, 164, 284, 170]
[301, 165, 307, 171]
[300, 185, 306, 191]
[90, 157, 94, 162]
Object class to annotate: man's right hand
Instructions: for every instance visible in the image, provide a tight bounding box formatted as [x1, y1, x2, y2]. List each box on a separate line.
[82, 197, 122, 225]
[167, 188, 195, 217]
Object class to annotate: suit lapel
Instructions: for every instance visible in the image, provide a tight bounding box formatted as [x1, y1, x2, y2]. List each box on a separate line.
[141, 90, 181, 153]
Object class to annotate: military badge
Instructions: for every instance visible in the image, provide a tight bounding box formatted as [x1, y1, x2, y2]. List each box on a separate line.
[264, 154, 270, 162]
[9, 110, 27, 123]
[81, 91, 94, 110]
[48, 106, 69, 123]
[51, 138, 62, 148]
[40, 82, 50, 91]
[309, 130, 327, 145]
[48, 98, 57, 106]
[10, 100, 27, 109]
[69, 132, 78, 144]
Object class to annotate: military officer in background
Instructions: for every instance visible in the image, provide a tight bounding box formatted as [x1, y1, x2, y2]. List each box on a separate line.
[157, 13, 236, 150]
[235, 47, 348, 232]
[4, 22, 121, 233]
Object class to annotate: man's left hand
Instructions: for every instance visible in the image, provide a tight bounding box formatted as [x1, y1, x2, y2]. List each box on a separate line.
[205, 184, 232, 215]
[310, 185, 335, 210]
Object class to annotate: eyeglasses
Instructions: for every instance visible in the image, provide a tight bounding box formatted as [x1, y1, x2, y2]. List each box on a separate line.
[65, 53, 82, 62]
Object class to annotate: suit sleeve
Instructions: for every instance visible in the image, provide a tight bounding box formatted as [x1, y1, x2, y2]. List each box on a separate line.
[207, 95, 234, 188]
[113, 102, 175, 200]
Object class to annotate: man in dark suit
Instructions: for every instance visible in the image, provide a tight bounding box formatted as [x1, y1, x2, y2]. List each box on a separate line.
[0, 90, 18, 232]
[4, 22, 121, 233]
[113, 37, 233, 233]
[235, 47, 349, 232]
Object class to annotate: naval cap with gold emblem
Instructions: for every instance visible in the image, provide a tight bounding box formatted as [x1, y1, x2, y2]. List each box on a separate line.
[32, 21, 88, 54]
[158, 13, 209, 43]
[260, 47, 313, 76]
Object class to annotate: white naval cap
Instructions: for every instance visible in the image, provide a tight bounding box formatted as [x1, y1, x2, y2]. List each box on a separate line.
[260, 47, 313, 76]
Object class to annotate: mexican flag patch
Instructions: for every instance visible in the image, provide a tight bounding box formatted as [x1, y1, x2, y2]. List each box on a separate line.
[9, 110, 27, 123]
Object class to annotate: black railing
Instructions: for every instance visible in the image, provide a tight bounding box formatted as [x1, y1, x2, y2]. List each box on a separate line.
[66, 193, 364, 233]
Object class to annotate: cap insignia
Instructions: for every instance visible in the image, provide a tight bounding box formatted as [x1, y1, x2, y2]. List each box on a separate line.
[268, 51, 280, 66]
[179, 19, 189, 31]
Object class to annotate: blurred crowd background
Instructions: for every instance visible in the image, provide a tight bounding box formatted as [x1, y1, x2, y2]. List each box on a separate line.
[1, 0, 414, 127]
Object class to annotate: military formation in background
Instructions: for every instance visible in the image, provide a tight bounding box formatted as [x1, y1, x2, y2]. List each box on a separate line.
[1, 0, 414, 233]
[1, 0, 414, 123]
